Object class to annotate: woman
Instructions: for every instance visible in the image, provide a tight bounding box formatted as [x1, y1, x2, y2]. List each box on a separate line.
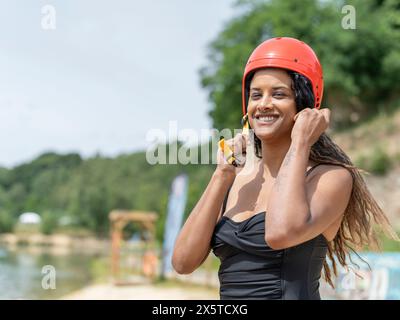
[172, 37, 398, 300]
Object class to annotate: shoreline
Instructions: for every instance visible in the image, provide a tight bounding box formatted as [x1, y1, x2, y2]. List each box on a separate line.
[0, 233, 110, 255]
[61, 279, 220, 300]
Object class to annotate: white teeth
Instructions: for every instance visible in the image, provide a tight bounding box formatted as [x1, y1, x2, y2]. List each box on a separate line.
[258, 116, 278, 123]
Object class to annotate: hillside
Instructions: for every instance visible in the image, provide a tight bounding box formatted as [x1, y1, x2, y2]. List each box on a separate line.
[332, 109, 400, 230]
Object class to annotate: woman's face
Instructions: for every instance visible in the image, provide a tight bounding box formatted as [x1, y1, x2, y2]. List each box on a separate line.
[247, 68, 297, 142]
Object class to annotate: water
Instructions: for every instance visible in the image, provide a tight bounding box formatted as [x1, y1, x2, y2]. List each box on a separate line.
[320, 252, 400, 300]
[0, 245, 106, 299]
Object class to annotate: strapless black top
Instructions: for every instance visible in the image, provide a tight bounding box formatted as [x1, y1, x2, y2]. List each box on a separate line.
[211, 164, 329, 300]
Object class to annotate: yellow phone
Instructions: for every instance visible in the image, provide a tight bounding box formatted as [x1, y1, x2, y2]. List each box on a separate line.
[218, 114, 249, 167]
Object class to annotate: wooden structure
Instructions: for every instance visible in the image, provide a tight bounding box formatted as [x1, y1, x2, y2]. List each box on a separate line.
[109, 210, 158, 284]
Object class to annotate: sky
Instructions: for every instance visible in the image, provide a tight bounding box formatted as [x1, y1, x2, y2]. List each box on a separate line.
[0, 0, 236, 167]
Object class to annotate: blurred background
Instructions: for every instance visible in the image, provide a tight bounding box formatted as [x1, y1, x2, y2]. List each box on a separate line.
[0, 0, 400, 300]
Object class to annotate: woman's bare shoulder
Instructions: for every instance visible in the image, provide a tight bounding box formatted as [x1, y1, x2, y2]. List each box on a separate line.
[307, 163, 353, 186]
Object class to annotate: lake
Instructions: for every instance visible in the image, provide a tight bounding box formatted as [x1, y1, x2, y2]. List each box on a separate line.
[0, 245, 107, 300]
[2, 245, 399, 300]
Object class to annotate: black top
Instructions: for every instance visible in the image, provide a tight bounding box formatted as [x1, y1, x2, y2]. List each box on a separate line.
[211, 164, 328, 300]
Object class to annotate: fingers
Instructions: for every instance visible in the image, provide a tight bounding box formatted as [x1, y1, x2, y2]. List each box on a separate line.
[293, 107, 312, 121]
[294, 107, 330, 124]
[221, 133, 247, 167]
[228, 133, 246, 154]
[321, 108, 331, 125]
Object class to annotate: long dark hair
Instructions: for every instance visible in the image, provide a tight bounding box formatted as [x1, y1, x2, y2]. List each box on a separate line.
[245, 69, 399, 287]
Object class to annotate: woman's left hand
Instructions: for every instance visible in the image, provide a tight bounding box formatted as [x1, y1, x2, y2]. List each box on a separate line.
[291, 107, 331, 147]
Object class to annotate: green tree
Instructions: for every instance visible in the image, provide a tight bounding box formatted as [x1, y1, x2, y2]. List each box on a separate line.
[200, 0, 400, 130]
[0, 209, 14, 233]
[0, 146, 215, 238]
[40, 210, 60, 235]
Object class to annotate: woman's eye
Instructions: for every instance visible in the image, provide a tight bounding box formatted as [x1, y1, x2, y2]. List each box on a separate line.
[251, 93, 261, 99]
[273, 92, 286, 98]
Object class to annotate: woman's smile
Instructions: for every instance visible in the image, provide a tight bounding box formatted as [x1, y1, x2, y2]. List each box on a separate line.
[253, 113, 281, 125]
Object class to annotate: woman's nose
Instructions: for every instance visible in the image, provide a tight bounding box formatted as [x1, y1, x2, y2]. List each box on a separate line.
[258, 96, 273, 110]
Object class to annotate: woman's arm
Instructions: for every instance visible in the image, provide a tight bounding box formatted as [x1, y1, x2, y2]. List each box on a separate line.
[265, 139, 352, 249]
[265, 108, 353, 249]
[172, 133, 247, 274]
[172, 169, 234, 274]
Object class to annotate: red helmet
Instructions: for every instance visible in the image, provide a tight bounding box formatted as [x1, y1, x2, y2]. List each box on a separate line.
[242, 37, 323, 114]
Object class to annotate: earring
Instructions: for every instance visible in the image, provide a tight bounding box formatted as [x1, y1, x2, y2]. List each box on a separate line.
[242, 113, 249, 136]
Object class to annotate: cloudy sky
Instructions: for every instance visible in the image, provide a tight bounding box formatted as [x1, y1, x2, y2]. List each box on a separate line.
[0, 0, 236, 167]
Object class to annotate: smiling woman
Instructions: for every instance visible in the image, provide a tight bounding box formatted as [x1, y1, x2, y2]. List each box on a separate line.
[172, 37, 399, 300]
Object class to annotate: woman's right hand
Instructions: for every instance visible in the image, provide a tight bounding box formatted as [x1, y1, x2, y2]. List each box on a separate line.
[216, 133, 248, 176]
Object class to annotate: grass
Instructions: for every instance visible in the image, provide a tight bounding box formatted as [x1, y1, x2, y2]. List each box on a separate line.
[380, 237, 400, 252]
[379, 229, 400, 252]
[90, 255, 111, 283]
[355, 146, 393, 176]
[333, 108, 400, 176]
